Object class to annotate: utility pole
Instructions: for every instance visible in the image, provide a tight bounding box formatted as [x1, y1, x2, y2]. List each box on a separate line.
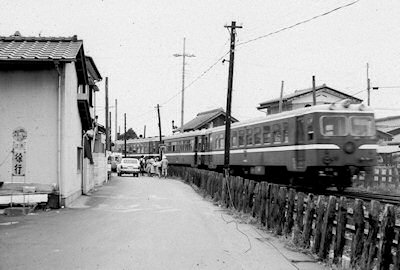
[124, 113, 127, 158]
[115, 99, 117, 144]
[105, 77, 109, 154]
[279, 81, 284, 113]
[224, 21, 242, 177]
[312, 75, 316, 106]
[156, 104, 162, 155]
[367, 63, 371, 106]
[109, 111, 112, 151]
[173, 38, 195, 128]
[143, 125, 146, 139]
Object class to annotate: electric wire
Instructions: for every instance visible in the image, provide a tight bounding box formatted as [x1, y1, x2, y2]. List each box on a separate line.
[160, 52, 229, 106]
[237, 0, 361, 47]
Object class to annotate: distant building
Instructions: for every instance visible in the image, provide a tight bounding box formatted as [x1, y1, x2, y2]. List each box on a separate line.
[175, 108, 239, 133]
[0, 32, 106, 207]
[257, 84, 362, 115]
[376, 115, 400, 142]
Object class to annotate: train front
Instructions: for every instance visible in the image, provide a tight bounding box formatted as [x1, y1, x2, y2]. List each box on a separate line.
[313, 101, 377, 190]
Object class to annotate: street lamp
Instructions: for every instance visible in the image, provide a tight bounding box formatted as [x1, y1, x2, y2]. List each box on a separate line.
[173, 37, 195, 129]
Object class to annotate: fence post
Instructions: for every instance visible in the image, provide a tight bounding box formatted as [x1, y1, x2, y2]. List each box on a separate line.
[259, 182, 267, 226]
[350, 199, 365, 268]
[312, 195, 326, 254]
[265, 183, 273, 229]
[333, 196, 347, 264]
[302, 193, 315, 248]
[360, 200, 381, 270]
[284, 188, 296, 236]
[394, 231, 400, 270]
[376, 204, 396, 270]
[318, 196, 337, 260]
[275, 187, 287, 235]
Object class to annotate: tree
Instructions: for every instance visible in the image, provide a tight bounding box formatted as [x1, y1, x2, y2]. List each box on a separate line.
[118, 128, 138, 140]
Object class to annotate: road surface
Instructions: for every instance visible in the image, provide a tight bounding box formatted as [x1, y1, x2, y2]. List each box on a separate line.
[0, 175, 327, 270]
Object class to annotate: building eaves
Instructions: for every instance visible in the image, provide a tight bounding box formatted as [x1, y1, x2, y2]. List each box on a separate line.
[0, 34, 83, 62]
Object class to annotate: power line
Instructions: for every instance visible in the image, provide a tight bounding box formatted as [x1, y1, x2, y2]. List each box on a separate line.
[160, 52, 229, 106]
[237, 0, 361, 47]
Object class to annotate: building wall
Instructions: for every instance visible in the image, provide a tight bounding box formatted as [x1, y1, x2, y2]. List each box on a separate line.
[0, 68, 58, 187]
[60, 62, 83, 204]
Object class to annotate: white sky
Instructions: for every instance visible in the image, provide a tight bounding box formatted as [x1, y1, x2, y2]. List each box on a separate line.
[1, 0, 400, 138]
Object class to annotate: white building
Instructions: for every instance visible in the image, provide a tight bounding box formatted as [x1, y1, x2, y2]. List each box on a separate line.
[257, 84, 362, 115]
[0, 32, 107, 207]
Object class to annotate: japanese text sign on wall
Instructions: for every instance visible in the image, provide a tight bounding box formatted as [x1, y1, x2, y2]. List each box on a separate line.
[12, 127, 27, 177]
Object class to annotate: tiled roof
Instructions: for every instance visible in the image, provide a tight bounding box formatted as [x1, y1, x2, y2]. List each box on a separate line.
[0, 34, 83, 61]
[178, 108, 238, 132]
[258, 84, 363, 108]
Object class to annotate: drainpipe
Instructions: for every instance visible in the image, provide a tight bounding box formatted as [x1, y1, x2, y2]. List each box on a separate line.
[54, 62, 62, 207]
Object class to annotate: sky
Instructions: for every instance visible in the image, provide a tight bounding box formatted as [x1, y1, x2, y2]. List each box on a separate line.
[1, 0, 400, 139]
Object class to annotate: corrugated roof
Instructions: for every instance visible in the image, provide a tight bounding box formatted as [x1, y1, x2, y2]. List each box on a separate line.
[258, 84, 362, 108]
[0, 34, 83, 61]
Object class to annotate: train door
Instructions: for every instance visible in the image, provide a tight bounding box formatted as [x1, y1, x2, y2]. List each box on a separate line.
[194, 136, 199, 166]
[295, 116, 306, 170]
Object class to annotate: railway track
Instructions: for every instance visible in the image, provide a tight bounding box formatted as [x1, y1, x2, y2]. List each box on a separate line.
[293, 186, 400, 205]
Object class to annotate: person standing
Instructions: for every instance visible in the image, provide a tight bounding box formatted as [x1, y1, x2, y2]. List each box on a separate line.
[161, 156, 169, 178]
[139, 155, 145, 176]
[154, 157, 162, 178]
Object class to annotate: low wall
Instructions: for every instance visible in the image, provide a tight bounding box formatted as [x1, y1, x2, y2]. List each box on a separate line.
[93, 153, 107, 186]
[169, 166, 400, 270]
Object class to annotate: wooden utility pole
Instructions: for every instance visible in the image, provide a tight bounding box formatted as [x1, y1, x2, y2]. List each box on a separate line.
[173, 38, 195, 128]
[115, 99, 118, 144]
[224, 21, 242, 176]
[124, 113, 127, 158]
[279, 80, 284, 113]
[143, 125, 146, 138]
[109, 111, 112, 151]
[367, 63, 371, 106]
[105, 77, 109, 153]
[312, 75, 316, 106]
[156, 104, 162, 146]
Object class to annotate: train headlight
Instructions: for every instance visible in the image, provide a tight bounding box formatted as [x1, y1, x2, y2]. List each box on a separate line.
[343, 142, 355, 154]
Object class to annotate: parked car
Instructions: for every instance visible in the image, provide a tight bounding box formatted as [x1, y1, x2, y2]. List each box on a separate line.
[117, 158, 140, 177]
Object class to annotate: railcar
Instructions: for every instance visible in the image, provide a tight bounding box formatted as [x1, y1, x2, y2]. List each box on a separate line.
[114, 137, 160, 159]
[164, 100, 377, 190]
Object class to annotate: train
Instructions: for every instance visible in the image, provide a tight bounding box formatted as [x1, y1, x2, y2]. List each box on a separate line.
[114, 100, 378, 190]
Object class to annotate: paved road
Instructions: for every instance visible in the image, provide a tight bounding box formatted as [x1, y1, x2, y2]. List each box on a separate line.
[0, 175, 327, 270]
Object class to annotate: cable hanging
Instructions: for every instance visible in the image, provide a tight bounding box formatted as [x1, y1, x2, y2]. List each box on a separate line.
[237, 0, 361, 47]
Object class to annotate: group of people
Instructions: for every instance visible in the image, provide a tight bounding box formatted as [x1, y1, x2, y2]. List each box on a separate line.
[139, 155, 168, 178]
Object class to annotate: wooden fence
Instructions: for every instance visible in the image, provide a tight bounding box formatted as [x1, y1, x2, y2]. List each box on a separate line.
[169, 166, 400, 270]
[353, 166, 399, 188]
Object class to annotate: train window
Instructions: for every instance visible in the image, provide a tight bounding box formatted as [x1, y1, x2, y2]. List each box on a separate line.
[282, 122, 289, 143]
[254, 127, 261, 145]
[231, 131, 238, 148]
[296, 119, 305, 143]
[272, 124, 281, 143]
[239, 130, 245, 147]
[307, 118, 314, 140]
[263, 126, 271, 144]
[350, 116, 375, 136]
[246, 129, 253, 145]
[321, 116, 347, 136]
